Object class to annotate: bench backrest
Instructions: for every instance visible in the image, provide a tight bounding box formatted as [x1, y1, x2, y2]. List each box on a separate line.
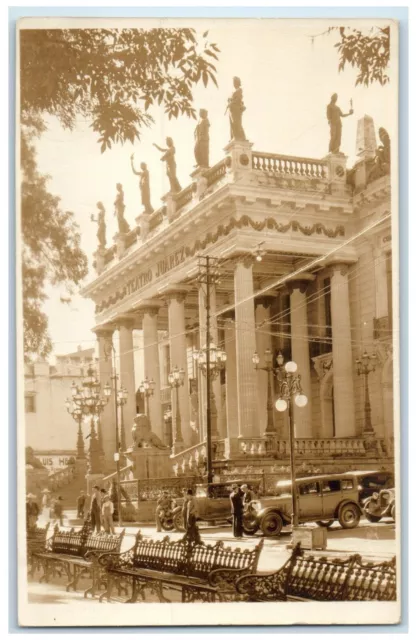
[286, 546, 397, 601]
[49, 523, 124, 558]
[27, 523, 50, 555]
[130, 533, 263, 579]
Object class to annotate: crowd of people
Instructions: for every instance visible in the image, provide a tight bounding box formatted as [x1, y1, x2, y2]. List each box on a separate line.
[26, 485, 116, 535]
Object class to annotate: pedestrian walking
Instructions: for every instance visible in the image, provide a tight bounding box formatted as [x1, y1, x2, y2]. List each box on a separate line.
[101, 494, 115, 534]
[230, 484, 244, 538]
[52, 496, 64, 526]
[76, 490, 86, 519]
[181, 489, 202, 544]
[90, 486, 102, 533]
[26, 493, 39, 529]
[41, 488, 51, 522]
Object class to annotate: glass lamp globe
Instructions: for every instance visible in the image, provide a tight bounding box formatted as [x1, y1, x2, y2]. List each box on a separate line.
[295, 393, 308, 408]
[275, 398, 288, 412]
[285, 361, 297, 374]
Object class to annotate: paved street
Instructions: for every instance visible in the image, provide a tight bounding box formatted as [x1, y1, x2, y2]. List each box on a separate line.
[27, 517, 396, 605]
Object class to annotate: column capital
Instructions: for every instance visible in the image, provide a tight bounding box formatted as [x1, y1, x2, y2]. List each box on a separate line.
[94, 327, 114, 340]
[286, 279, 309, 295]
[328, 262, 350, 277]
[255, 293, 276, 309]
[118, 317, 135, 330]
[221, 310, 236, 322]
[140, 305, 160, 318]
[165, 290, 187, 304]
[234, 254, 255, 269]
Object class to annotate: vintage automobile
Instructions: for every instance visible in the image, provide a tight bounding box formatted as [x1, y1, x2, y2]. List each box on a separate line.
[363, 488, 395, 523]
[244, 472, 365, 537]
[352, 470, 395, 503]
[171, 480, 262, 531]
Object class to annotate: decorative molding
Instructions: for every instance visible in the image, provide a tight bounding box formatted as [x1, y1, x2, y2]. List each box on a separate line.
[312, 352, 333, 379]
[165, 290, 187, 305]
[286, 280, 309, 295]
[94, 215, 345, 315]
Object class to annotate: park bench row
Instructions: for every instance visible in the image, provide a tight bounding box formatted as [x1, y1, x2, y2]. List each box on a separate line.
[27, 524, 396, 602]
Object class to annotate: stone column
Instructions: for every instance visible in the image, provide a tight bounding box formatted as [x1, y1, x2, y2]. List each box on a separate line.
[95, 328, 115, 466]
[142, 306, 164, 442]
[167, 292, 191, 449]
[118, 319, 137, 446]
[224, 315, 239, 456]
[374, 246, 389, 320]
[330, 264, 356, 437]
[288, 281, 313, 438]
[255, 296, 275, 434]
[234, 259, 259, 437]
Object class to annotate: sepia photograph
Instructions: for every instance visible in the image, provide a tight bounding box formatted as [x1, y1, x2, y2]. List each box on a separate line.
[16, 15, 400, 627]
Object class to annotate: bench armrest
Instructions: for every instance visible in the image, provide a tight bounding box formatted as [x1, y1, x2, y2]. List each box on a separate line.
[97, 543, 137, 570]
[208, 567, 252, 590]
[235, 570, 287, 602]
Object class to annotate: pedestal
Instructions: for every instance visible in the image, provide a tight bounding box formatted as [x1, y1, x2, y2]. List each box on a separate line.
[161, 192, 176, 222]
[324, 153, 348, 196]
[224, 139, 253, 184]
[126, 447, 173, 480]
[135, 213, 150, 242]
[113, 232, 128, 259]
[190, 167, 208, 200]
[291, 526, 327, 550]
[93, 248, 107, 275]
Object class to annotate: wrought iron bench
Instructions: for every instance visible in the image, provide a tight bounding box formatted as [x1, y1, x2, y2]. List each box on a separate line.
[32, 522, 125, 598]
[235, 543, 397, 601]
[98, 531, 264, 603]
[27, 523, 50, 575]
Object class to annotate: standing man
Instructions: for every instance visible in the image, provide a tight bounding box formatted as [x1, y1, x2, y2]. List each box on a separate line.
[26, 493, 39, 529]
[155, 490, 172, 532]
[241, 484, 255, 509]
[77, 490, 86, 519]
[230, 484, 244, 538]
[101, 494, 115, 534]
[90, 486, 102, 533]
[53, 496, 64, 526]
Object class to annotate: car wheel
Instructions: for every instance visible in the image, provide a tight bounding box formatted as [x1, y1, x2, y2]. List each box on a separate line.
[173, 511, 185, 532]
[243, 513, 259, 535]
[160, 517, 175, 531]
[364, 512, 382, 523]
[316, 520, 335, 528]
[338, 503, 361, 529]
[391, 503, 396, 522]
[261, 512, 283, 537]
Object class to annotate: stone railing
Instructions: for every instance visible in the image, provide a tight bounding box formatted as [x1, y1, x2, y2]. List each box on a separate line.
[102, 462, 134, 486]
[205, 158, 228, 187]
[148, 205, 166, 232]
[103, 245, 117, 266]
[239, 437, 388, 459]
[125, 227, 140, 249]
[174, 183, 195, 213]
[252, 152, 328, 180]
[171, 438, 227, 476]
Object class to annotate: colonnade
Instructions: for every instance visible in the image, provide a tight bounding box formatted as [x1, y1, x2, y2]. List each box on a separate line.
[94, 259, 357, 465]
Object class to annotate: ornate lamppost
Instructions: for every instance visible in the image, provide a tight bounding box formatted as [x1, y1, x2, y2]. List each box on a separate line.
[139, 376, 156, 425]
[168, 366, 185, 453]
[356, 350, 377, 436]
[116, 385, 128, 464]
[65, 401, 86, 460]
[252, 348, 282, 434]
[193, 343, 227, 484]
[68, 366, 109, 475]
[274, 354, 308, 528]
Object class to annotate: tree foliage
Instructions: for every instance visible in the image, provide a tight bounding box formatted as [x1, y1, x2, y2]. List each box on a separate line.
[334, 26, 390, 87]
[21, 115, 88, 360]
[20, 28, 220, 359]
[20, 28, 220, 152]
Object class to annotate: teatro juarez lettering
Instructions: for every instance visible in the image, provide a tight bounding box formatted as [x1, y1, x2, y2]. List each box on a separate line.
[114, 247, 187, 304]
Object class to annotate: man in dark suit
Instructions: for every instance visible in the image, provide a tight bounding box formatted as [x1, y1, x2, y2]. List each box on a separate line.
[230, 484, 244, 538]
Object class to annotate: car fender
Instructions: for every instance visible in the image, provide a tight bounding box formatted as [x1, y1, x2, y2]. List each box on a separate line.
[335, 498, 363, 519]
[256, 506, 291, 525]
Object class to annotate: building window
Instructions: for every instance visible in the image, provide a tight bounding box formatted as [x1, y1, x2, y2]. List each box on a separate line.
[25, 395, 36, 413]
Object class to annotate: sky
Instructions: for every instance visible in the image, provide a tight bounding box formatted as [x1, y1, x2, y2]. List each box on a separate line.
[30, 18, 397, 360]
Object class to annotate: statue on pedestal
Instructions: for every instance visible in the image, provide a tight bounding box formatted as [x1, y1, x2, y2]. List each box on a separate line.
[327, 93, 354, 154]
[194, 109, 210, 168]
[131, 414, 168, 450]
[114, 183, 130, 234]
[153, 138, 182, 193]
[90, 201, 106, 250]
[130, 154, 154, 214]
[368, 127, 391, 181]
[226, 76, 246, 142]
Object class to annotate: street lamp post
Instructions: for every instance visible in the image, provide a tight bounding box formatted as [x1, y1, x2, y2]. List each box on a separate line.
[65, 402, 86, 460]
[68, 366, 109, 475]
[274, 354, 308, 529]
[139, 376, 156, 425]
[252, 348, 282, 434]
[168, 366, 185, 452]
[356, 351, 377, 436]
[193, 343, 226, 484]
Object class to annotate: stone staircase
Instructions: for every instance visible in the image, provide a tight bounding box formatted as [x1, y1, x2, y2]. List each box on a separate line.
[48, 464, 87, 510]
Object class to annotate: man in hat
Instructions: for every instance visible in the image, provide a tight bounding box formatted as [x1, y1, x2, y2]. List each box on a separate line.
[77, 490, 86, 519]
[230, 484, 244, 538]
[90, 486, 102, 533]
[52, 496, 64, 526]
[241, 484, 255, 509]
[26, 493, 39, 529]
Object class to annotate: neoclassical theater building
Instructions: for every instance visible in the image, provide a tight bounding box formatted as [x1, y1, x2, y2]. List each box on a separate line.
[81, 114, 394, 478]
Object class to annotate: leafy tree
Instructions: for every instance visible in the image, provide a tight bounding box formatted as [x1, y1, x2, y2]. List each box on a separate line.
[334, 26, 390, 87]
[20, 28, 219, 151]
[20, 28, 220, 359]
[21, 114, 88, 360]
